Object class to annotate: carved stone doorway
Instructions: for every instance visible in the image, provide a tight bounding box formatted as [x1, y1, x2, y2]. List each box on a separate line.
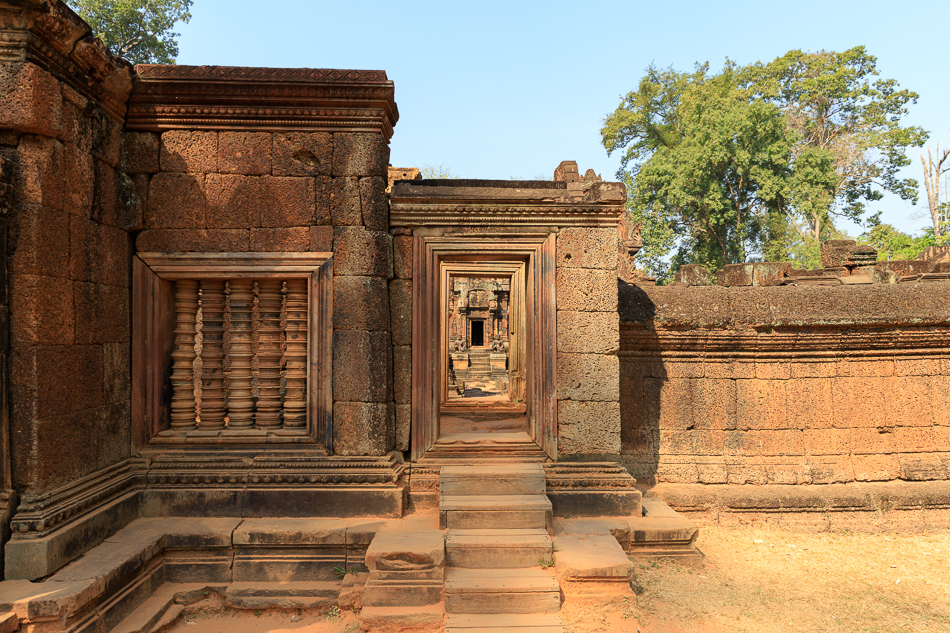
[411, 234, 556, 462]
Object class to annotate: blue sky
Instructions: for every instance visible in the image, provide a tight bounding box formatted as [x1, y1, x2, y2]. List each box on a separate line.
[176, 0, 949, 236]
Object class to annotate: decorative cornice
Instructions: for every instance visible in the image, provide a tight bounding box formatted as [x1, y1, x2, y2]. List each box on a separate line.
[0, 0, 131, 122]
[390, 202, 625, 228]
[145, 453, 405, 488]
[126, 64, 398, 137]
[620, 323, 950, 358]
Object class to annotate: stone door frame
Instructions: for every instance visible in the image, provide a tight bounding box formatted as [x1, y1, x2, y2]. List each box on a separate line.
[411, 233, 557, 461]
[440, 262, 526, 406]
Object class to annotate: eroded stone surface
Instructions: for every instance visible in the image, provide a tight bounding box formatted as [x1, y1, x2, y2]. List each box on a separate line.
[365, 531, 445, 572]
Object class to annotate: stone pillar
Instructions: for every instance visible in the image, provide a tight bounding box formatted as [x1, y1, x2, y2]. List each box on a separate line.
[169, 280, 199, 430]
[226, 279, 255, 428]
[199, 280, 227, 429]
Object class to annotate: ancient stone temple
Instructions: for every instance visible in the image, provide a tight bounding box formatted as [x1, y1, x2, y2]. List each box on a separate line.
[0, 1, 949, 631]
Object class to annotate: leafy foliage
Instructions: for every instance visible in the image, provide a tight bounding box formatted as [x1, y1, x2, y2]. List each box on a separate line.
[67, 0, 192, 64]
[603, 47, 928, 280]
[858, 222, 950, 261]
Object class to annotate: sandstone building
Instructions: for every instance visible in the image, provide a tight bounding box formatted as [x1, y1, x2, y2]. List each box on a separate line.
[0, 1, 948, 631]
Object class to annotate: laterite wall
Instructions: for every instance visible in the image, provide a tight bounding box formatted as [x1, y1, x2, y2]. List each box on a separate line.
[619, 283, 950, 486]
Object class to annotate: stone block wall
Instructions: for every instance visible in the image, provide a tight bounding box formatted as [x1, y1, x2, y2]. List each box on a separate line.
[1, 0, 135, 495]
[127, 128, 395, 456]
[619, 283, 950, 486]
[390, 228, 412, 453]
[556, 227, 621, 456]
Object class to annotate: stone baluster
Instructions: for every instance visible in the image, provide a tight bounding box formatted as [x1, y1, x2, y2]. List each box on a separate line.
[226, 279, 255, 428]
[282, 279, 308, 428]
[199, 280, 227, 429]
[170, 279, 199, 431]
[255, 280, 284, 428]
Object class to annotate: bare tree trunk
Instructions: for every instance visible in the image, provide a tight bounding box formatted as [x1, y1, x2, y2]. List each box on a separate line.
[921, 144, 950, 237]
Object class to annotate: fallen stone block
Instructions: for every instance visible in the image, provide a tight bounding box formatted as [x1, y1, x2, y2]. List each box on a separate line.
[552, 534, 632, 581]
[365, 531, 445, 572]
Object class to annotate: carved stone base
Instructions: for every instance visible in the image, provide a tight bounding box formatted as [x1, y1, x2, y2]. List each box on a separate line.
[544, 462, 642, 517]
[5, 452, 407, 580]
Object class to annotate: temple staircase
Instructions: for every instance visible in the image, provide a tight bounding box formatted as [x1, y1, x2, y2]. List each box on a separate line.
[463, 350, 492, 379]
[440, 464, 566, 632]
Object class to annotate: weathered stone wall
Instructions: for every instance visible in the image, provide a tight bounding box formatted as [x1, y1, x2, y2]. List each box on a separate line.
[1, 0, 135, 495]
[128, 127, 395, 455]
[390, 228, 412, 453]
[619, 283, 950, 486]
[555, 227, 621, 457]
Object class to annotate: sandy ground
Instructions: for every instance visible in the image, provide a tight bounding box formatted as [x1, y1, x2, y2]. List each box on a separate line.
[162, 524, 950, 633]
[562, 524, 950, 633]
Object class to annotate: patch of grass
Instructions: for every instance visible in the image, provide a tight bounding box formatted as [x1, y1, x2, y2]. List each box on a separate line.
[333, 565, 357, 577]
[325, 605, 342, 622]
[540, 557, 555, 569]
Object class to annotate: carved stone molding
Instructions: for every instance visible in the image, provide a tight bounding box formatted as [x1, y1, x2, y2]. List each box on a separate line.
[390, 204, 627, 228]
[144, 453, 405, 488]
[544, 462, 638, 489]
[126, 64, 398, 137]
[9, 458, 146, 537]
[0, 0, 131, 121]
[390, 181, 626, 229]
[620, 323, 950, 359]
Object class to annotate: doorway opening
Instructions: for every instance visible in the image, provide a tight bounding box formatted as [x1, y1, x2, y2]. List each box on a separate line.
[409, 234, 556, 462]
[470, 320, 484, 347]
[440, 268, 529, 447]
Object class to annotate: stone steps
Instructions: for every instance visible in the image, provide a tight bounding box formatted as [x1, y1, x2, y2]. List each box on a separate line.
[445, 613, 567, 632]
[446, 529, 552, 568]
[440, 464, 545, 497]
[440, 495, 552, 530]
[445, 567, 560, 614]
[441, 463, 566, 631]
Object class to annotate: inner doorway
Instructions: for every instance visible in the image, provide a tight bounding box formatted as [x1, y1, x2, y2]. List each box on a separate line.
[408, 234, 556, 462]
[440, 268, 528, 443]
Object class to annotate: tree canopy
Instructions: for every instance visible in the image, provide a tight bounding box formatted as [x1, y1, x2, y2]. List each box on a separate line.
[602, 47, 928, 279]
[67, 0, 192, 64]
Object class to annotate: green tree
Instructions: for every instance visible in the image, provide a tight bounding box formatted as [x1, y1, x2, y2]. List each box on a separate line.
[859, 223, 949, 260]
[742, 47, 929, 245]
[67, 0, 192, 64]
[603, 48, 928, 279]
[603, 64, 799, 276]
